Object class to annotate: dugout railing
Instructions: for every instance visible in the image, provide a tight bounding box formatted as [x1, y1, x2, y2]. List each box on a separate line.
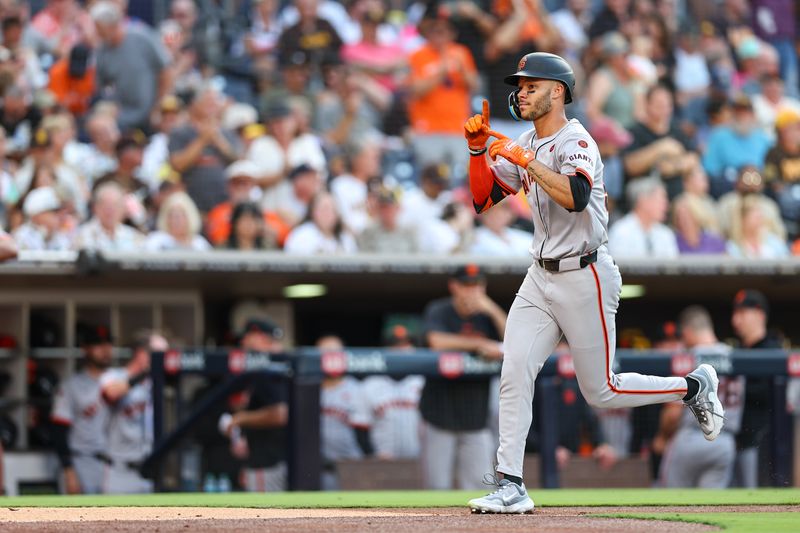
[144, 348, 799, 491]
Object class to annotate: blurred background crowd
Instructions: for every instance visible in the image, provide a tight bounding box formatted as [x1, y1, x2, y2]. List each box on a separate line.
[0, 0, 799, 258]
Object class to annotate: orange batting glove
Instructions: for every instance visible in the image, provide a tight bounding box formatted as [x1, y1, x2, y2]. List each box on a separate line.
[464, 99, 505, 150]
[488, 138, 536, 168]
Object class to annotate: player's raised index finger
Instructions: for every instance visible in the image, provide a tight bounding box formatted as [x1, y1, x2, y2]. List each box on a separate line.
[482, 99, 489, 123]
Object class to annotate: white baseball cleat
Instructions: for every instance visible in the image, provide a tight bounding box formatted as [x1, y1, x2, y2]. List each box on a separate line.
[468, 478, 535, 514]
[684, 363, 725, 441]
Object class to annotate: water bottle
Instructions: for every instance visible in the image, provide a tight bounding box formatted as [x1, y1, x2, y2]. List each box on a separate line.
[217, 474, 232, 493]
[203, 473, 218, 493]
[180, 446, 201, 492]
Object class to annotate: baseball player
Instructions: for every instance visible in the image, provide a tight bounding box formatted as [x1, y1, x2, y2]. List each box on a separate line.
[465, 52, 724, 514]
[99, 331, 168, 493]
[657, 306, 743, 488]
[51, 325, 114, 494]
[352, 326, 424, 459]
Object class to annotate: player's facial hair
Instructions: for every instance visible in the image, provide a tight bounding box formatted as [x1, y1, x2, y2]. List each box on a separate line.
[526, 88, 553, 121]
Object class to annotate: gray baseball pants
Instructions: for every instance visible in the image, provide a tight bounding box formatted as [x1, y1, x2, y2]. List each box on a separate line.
[661, 428, 735, 488]
[496, 249, 688, 478]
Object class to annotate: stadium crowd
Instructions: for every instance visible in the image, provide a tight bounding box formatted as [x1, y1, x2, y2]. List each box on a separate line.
[0, 0, 798, 258]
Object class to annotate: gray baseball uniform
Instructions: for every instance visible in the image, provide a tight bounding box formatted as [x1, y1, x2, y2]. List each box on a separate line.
[354, 376, 424, 458]
[100, 368, 153, 494]
[320, 377, 365, 490]
[51, 371, 109, 494]
[661, 343, 743, 488]
[489, 119, 689, 479]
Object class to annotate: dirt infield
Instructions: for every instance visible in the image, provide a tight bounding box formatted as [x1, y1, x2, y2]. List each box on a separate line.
[8, 505, 796, 532]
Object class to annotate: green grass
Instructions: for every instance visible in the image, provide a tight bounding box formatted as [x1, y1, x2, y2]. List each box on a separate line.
[601, 512, 799, 533]
[0, 488, 797, 508]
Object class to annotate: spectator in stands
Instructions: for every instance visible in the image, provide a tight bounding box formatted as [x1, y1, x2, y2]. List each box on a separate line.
[585, 32, 645, 130]
[141, 95, 184, 191]
[74, 181, 145, 251]
[726, 194, 790, 258]
[753, 74, 800, 139]
[0, 225, 16, 261]
[80, 110, 121, 184]
[208, 160, 288, 248]
[3, 14, 45, 90]
[549, 0, 591, 62]
[587, 0, 630, 41]
[730, 289, 782, 488]
[357, 185, 417, 253]
[680, 154, 719, 228]
[763, 110, 800, 237]
[247, 100, 326, 189]
[656, 306, 739, 488]
[145, 191, 210, 251]
[225, 201, 278, 251]
[470, 198, 532, 257]
[672, 24, 711, 126]
[355, 325, 424, 459]
[398, 163, 453, 232]
[480, 0, 559, 142]
[623, 84, 695, 200]
[330, 136, 382, 235]
[40, 114, 88, 213]
[589, 116, 632, 212]
[702, 94, 773, 198]
[418, 201, 474, 254]
[91, 1, 170, 131]
[12, 186, 73, 251]
[276, 0, 343, 74]
[222, 318, 288, 491]
[671, 193, 726, 255]
[420, 264, 504, 490]
[48, 43, 95, 118]
[339, 1, 406, 92]
[1, 84, 42, 156]
[314, 55, 390, 149]
[407, 8, 478, 180]
[242, 0, 282, 63]
[608, 177, 679, 258]
[717, 165, 786, 242]
[51, 324, 114, 494]
[222, 103, 259, 147]
[751, 0, 798, 98]
[259, 50, 314, 119]
[261, 163, 322, 228]
[169, 85, 240, 213]
[31, 0, 95, 56]
[317, 334, 368, 490]
[284, 191, 357, 254]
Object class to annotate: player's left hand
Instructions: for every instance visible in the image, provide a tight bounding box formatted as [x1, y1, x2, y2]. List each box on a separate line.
[489, 138, 535, 168]
[593, 443, 618, 470]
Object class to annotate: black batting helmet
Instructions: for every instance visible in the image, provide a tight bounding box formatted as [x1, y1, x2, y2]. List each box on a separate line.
[505, 52, 575, 119]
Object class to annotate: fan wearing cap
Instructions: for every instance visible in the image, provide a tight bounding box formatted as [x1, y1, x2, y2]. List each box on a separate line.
[752, 75, 800, 139]
[51, 324, 116, 495]
[168, 85, 242, 213]
[357, 185, 418, 253]
[729, 290, 783, 488]
[585, 32, 644, 130]
[260, 163, 323, 227]
[221, 318, 289, 492]
[12, 186, 74, 250]
[419, 264, 505, 490]
[702, 94, 772, 198]
[397, 163, 454, 231]
[206, 160, 291, 247]
[245, 99, 326, 189]
[48, 43, 95, 117]
[140, 95, 184, 190]
[622, 84, 696, 201]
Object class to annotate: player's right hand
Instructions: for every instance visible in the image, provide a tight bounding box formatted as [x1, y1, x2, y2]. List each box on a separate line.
[464, 99, 504, 149]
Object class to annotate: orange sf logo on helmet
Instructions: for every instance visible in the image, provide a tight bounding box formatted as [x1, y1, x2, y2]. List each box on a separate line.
[517, 57, 526, 71]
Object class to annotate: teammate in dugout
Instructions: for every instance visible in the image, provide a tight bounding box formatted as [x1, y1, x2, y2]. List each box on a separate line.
[465, 52, 725, 514]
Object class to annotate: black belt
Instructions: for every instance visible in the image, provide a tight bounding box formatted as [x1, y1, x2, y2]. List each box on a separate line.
[91, 452, 142, 470]
[537, 250, 597, 272]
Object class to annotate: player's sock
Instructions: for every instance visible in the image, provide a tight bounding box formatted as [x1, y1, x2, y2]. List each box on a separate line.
[683, 377, 699, 402]
[501, 473, 523, 486]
